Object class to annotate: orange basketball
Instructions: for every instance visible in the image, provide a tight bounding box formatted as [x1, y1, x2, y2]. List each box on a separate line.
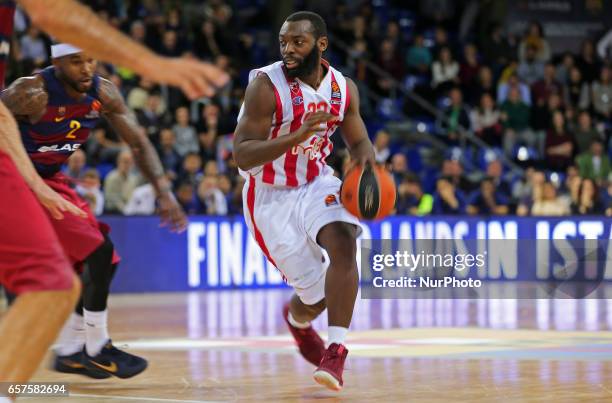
[340, 164, 396, 220]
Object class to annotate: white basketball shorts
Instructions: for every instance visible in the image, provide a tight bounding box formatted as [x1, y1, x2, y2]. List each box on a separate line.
[243, 173, 361, 305]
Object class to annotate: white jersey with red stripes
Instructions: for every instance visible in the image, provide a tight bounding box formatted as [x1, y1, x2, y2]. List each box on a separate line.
[238, 60, 350, 188]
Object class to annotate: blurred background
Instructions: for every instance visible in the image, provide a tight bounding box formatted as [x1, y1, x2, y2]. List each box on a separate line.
[5, 0, 612, 219]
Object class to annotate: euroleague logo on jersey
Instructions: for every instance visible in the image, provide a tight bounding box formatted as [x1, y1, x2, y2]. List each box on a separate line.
[331, 80, 342, 105]
[292, 96, 303, 106]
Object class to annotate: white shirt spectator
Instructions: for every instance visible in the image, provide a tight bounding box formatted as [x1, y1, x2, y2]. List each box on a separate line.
[124, 184, 157, 215]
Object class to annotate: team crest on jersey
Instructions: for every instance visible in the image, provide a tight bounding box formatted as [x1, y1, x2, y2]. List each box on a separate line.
[292, 96, 303, 106]
[325, 194, 338, 206]
[289, 81, 300, 94]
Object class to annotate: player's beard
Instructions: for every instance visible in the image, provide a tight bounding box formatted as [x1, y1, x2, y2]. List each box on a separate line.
[284, 46, 320, 79]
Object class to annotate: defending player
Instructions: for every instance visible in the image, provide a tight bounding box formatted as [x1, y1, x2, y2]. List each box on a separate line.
[1, 45, 186, 379]
[233, 11, 376, 391]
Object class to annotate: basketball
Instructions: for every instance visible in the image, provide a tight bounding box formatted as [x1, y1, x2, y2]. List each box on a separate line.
[340, 163, 396, 220]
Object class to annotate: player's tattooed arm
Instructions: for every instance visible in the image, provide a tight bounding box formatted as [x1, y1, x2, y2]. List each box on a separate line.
[340, 78, 376, 168]
[233, 74, 335, 171]
[98, 78, 187, 232]
[0, 76, 48, 123]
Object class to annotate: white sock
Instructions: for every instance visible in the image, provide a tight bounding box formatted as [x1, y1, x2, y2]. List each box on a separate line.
[328, 326, 348, 345]
[287, 312, 310, 329]
[54, 313, 85, 356]
[84, 309, 109, 356]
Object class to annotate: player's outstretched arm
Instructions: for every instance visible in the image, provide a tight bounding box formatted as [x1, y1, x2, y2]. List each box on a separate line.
[17, 0, 229, 99]
[0, 75, 47, 122]
[233, 74, 336, 171]
[339, 78, 376, 169]
[97, 78, 187, 232]
[0, 101, 85, 219]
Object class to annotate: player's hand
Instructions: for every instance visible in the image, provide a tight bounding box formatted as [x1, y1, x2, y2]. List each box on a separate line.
[31, 181, 87, 220]
[345, 150, 378, 175]
[157, 192, 188, 233]
[143, 56, 230, 100]
[294, 111, 337, 144]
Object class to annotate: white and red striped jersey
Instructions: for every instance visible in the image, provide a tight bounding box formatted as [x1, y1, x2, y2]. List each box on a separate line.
[238, 60, 350, 188]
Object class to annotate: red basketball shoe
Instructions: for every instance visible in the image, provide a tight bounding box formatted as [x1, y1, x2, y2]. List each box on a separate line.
[282, 303, 325, 366]
[313, 343, 348, 391]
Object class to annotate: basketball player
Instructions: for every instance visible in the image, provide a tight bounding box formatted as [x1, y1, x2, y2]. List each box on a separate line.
[1, 45, 187, 379]
[233, 12, 376, 391]
[0, 0, 226, 397]
[0, 99, 82, 397]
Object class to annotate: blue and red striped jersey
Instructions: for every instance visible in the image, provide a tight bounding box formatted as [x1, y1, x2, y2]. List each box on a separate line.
[0, 1, 16, 89]
[19, 66, 102, 177]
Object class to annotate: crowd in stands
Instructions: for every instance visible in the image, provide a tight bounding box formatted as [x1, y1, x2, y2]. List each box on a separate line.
[5, 0, 612, 217]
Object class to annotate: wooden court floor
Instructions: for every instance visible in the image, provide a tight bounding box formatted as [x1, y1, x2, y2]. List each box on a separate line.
[6, 290, 612, 402]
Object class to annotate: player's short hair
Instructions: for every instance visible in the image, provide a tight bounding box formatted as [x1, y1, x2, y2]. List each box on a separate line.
[285, 11, 327, 39]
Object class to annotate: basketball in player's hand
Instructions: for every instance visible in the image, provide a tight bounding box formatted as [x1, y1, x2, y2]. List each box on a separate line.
[340, 163, 396, 220]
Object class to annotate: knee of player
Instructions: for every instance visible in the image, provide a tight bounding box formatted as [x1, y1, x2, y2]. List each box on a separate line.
[321, 224, 357, 267]
[56, 272, 81, 307]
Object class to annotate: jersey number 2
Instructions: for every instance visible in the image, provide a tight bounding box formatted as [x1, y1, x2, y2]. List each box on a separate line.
[65, 120, 81, 139]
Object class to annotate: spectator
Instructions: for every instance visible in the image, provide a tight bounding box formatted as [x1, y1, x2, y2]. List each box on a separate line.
[197, 175, 228, 215]
[572, 110, 602, 154]
[467, 65, 496, 105]
[532, 92, 562, 133]
[531, 181, 570, 216]
[104, 150, 139, 214]
[441, 157, 475, 194]
[135, 91, 168, 143]
[204, 160, 219, 176]
[481, 23, 515, 69]
[471, 93, 502, 146]
[500, 86, 533, 156]
[518, 22, 551, 63]
[564, 67, 588, 108]
[175, 181, 199, 215]
[576, 39, 601, 83]
[516, 169, 546, 216]
[63, 149, 87, 180]
[530, 63, 561, 107]
[571, 177, 605, 215]
[466, 177, 510, 215]
[159, 30, 182, 57]
[486, 159, 513, 198]
[123, 183, 156, 216]
[396, 174, 433, 216]
[459, 43, 480, 91]
[406, 34, 432, 76]
[373, 130, 391, 163]
[432, 177, 467, 214]
[576, 140, 610, 185]
[75, 168, 104, 216]
[390, 153, 409, 186]
[545, 111, 574, 172]
[440, 87, 471, 145]
[558, 165, 582, 209]
[517, 45, 545, 85]
[126, 78, 155, 111]
[172, 106, 199, 157]
[585, 66, 612, 120]
[18, 26, 48, 70]
[555, 53, 575, 85]
[197, 101, 233, 162]
[497, 73, 531, 106]
[157, 127, 181, 180]
[431, 46, 459, 93]
[177, 152, 203, 187]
